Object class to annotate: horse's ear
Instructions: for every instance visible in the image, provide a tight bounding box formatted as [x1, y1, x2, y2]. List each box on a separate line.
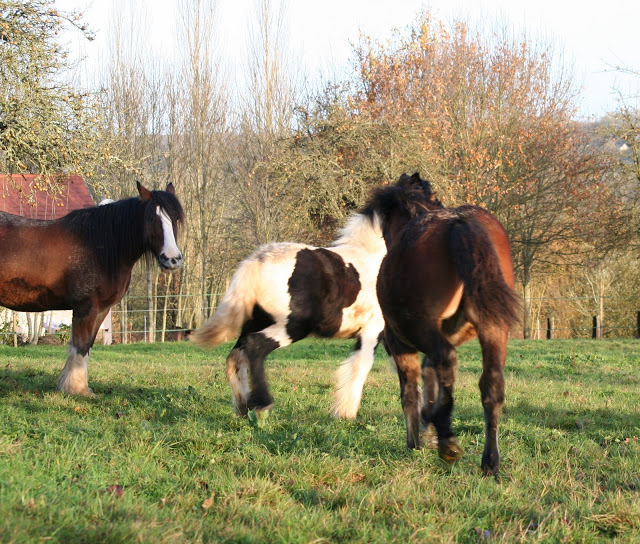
[166, 182, 175, 195]
[397, 173, 412, 186]
[137, 181, 152, 202]
[398, 172, 422, 189]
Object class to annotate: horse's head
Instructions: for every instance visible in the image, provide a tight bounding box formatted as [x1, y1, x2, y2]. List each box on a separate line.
[364, 173, 443, 246]
[138, 182, 185, 270]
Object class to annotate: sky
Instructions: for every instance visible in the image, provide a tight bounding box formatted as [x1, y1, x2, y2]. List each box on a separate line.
[56, 0, 640, 119]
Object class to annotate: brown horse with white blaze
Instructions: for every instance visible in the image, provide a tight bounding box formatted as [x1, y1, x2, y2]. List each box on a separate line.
[0, 182, 184, 396]
[365, 173, 520, 477]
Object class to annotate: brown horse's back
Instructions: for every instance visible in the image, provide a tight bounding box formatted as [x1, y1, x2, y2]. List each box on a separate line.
[377, 205, 520, 353]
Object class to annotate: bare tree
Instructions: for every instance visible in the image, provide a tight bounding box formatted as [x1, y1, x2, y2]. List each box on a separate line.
[170, 0, 232, 324]
[232, 0, 299, 247]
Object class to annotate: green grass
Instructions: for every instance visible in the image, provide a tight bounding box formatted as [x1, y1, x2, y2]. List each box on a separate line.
[1, 339, 639, 543]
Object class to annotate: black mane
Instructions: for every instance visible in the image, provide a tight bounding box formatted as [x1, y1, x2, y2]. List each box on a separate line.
[363, 173, 443, 225]
[61, 189, 184, 276]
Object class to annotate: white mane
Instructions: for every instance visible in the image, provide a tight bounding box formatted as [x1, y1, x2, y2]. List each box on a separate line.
[331, 211, 385, 254]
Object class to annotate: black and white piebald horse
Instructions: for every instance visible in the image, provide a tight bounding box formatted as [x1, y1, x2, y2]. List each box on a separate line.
[191, 211, 386, 419]
[0, 182, 184, 396]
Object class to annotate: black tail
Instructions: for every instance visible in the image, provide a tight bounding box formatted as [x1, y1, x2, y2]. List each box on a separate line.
[449, 218, 521, 330]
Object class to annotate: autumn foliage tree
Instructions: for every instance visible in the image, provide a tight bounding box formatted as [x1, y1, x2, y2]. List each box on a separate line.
[271, 12, 615, 336]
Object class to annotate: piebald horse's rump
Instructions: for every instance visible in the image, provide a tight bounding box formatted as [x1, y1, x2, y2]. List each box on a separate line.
[365, 173, 520, 477]
[0, 182, 184, 396]
[191, 212, 387, 420]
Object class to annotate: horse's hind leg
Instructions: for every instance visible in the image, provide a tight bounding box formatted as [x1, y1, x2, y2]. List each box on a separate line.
[385, 328, 422, 449]
[477, 326, 508, 477]
[332, 333, 378, 419]
[422, 336, 464, 463]
[226, 347, 250, 417]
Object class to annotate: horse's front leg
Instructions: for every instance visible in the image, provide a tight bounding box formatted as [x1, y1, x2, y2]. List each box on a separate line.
[420, 355, 439, 448]
[57, 305, 99, 397]
[385, 328, 421, 449]
[243, 324, 291, 412]
[332, 332, 379, 419]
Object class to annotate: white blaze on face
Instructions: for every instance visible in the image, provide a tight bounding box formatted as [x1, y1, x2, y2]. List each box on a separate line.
[157, 205, 181, 260]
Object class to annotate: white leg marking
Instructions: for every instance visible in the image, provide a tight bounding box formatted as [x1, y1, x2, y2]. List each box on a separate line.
[333, 334, 377, 419]
[260, 322, 293, 347]
[57, 346, 95, 398]
[226, 349, 251, 415]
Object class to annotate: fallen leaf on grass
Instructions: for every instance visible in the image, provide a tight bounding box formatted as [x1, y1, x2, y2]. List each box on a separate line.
[105, 484, 124, 497]
[202, 492, 215, 510]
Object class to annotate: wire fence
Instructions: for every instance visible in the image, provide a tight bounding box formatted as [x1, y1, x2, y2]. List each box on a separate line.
[2, 292, 640, 345]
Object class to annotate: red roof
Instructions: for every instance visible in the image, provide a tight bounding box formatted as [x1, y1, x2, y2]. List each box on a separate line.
[0, 174, 95, 219]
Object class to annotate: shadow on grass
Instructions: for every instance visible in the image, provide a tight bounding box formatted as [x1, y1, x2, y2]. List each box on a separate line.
[0, 366, 232, 429]
[2, 357, 637, 464]
[0, 366, 57, 398]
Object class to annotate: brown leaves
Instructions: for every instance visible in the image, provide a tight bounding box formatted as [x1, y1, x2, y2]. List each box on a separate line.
[105, 484, 124, 498]
[201, 492, 215, 511]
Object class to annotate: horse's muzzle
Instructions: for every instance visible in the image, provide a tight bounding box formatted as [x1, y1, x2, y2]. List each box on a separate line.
[158, 252, 183, 270]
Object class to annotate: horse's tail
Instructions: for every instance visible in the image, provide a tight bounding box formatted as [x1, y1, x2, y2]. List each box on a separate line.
[448, 216, 521, 330]
[190, 259, 260, 347]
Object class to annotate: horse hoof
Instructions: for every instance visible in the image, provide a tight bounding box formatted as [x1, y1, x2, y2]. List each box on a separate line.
[58, 386, 97, 399]
[481, 463, 501, 481]
[331, 404, 358, 420]
[438, 437, 464, 463]
[233, 400, 249, 418]
[421, 424, 438, 449]
[76, 388, 97, 399]
[236, 407, 249, 418]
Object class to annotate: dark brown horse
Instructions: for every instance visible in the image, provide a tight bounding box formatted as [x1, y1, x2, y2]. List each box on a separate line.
[365, 173, 520, 477]
[0, 182, 184, 396]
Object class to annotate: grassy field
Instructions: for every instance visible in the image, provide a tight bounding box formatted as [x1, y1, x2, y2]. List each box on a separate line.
[0, 338, 639, 543]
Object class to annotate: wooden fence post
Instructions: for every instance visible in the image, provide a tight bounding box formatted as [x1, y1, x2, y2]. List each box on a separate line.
[592, 316, 598, 339]
[547, 317, 554, 339]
